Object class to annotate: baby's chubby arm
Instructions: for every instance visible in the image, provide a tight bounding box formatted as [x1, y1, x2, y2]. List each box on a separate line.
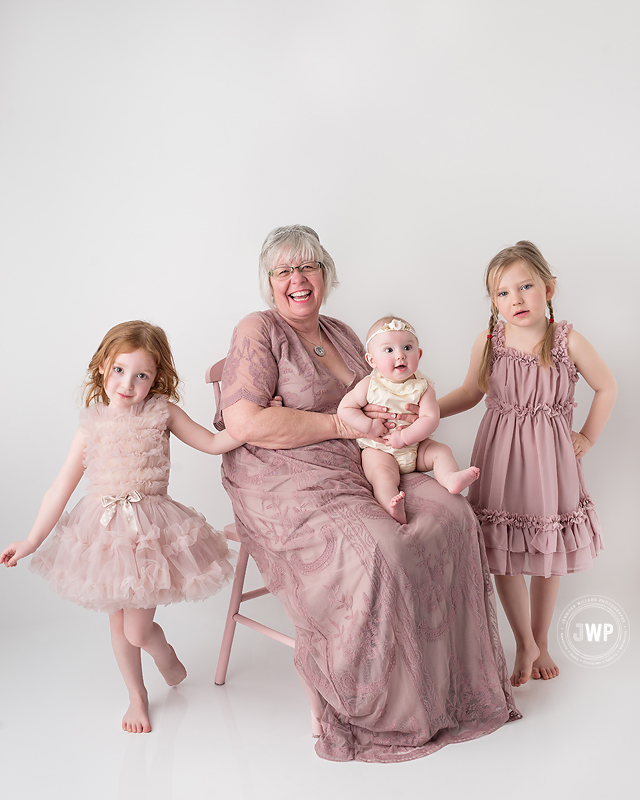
[383, 386, 440, 449]
[337, 377, 387, 439]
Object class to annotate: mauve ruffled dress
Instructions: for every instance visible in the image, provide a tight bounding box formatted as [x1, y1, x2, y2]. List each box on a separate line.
[467, 321, 602, 577]
[218, 310, 519, 763]
[30, 395, 234, 613]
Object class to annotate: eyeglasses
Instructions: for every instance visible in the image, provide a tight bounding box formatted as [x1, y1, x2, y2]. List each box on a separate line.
[269, 262, 323, 281]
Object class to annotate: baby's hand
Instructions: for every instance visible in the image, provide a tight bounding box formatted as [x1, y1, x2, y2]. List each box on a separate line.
[1, 540, 35, 568]
[383, 429, 406, 449]
[368, 419, 388, 439]
[268, 396, 283, 408]
[571, 431, 592, 458]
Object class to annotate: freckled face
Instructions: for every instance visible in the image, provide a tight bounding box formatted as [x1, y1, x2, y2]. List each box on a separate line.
[366, 330, 422, 383]
[492, 260, 554, 327]
[269, 250, 325, 325]
[99, 348, 158, 408]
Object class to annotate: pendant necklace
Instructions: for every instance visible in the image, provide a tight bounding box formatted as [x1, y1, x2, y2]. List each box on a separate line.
[298, 325, 325, 357]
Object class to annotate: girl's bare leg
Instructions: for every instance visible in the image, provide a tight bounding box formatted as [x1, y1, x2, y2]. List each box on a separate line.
[109, 610, 151, 733]
[530, 575, 560, 680]
[494, 575, 540, 687]
[417, 440, 480, 495]
[123, 607, 187, 687]
[362, 448, 406, 523]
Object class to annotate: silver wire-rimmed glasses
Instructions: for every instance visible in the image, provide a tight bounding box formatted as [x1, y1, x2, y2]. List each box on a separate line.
[268, 261, 324, 280]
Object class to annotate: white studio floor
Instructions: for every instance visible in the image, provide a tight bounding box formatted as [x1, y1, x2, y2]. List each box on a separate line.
[1, 553, 636, 800]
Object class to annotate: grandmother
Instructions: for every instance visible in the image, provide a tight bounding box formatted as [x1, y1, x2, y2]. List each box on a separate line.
[217, 225, 519, 763]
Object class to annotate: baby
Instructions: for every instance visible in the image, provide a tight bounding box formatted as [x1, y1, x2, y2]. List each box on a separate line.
[338, 317, 479, 523]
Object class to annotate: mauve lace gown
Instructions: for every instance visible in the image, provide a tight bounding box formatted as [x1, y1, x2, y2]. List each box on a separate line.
[218, 310, 519, 763]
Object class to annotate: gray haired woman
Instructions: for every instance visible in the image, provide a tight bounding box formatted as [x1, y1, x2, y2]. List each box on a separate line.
[216, 224, 520, 763]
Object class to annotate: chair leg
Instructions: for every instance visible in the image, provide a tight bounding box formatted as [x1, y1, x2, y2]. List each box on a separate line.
[311, 710, 322, 738]
[215, 544, 249, 685]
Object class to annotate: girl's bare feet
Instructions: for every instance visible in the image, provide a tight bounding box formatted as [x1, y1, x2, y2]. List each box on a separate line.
[388, 491, 406, 524]
[157, 644, 187, 687]
[511, 641, 540, 687]
[532, 647, 560, 680]
[444, 466, 480, 495]
[122, 693, 151, 733]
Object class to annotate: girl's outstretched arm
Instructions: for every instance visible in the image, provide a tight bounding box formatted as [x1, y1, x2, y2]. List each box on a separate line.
[167, 403, 243, 455]
[567, 330, 618, 457]
[438, 331, 487, 418]
[1, 429, 86, 567]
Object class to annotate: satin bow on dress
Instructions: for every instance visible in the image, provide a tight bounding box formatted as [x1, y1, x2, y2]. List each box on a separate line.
[99, 490, 143, 532]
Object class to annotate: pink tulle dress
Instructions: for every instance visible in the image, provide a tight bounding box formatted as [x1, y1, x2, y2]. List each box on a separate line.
[29, 395, 234, 613]
[467, 321, 603, 577]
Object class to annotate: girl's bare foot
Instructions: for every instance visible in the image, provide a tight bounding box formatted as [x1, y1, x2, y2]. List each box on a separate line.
[511, 641, 540, 687]
[532, 647, 560, 680]
[158, 644, 187, 687]
[444, 467, 480, 495]
[122, 693, 151, 733]
[387, 491, 407, 524]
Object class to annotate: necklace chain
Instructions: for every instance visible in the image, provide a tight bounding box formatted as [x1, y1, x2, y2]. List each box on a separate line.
[297, 325, 325, 357]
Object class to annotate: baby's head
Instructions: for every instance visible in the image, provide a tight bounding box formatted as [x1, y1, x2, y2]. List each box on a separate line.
[84, 320, 180, 406]
[365, 316, 422, 383]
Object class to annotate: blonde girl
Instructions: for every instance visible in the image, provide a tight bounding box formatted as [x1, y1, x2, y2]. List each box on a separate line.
[439, 242, 617, 687]
[1, 321, 246, 733]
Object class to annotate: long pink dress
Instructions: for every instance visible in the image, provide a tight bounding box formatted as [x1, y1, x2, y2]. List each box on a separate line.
[218, 310, 520, 763]
[30, 395, 234, 613]
[467, 321, 602, 577]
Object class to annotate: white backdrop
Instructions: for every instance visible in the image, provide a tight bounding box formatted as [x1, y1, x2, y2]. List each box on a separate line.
[1, 0, 637, 638]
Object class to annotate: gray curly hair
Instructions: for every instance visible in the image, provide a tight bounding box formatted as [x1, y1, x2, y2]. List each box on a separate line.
[258, 225, 339, 309]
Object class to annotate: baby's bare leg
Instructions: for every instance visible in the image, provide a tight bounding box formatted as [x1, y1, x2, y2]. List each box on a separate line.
[494, 575, 540, 687]
[123, 607, 187, 687]
[109, 610, 151, 733]
[362, 447, 406, 524]
[530, 575, 560, 680]
[416, 439, 479, 495]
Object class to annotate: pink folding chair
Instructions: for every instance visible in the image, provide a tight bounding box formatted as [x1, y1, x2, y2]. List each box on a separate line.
[206, 358, 322, 737]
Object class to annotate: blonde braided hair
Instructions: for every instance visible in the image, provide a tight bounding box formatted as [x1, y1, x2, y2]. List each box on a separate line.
[478, 241, 556, 394]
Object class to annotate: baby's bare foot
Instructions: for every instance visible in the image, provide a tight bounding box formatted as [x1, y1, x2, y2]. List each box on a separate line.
[532, 647, 560, 680]
[158, 644, 187, 687]
[388, 491, 407, 524]
[122, 694, 151, 733]
[511, 642, 540, 687]
[444, 467, 480, 495]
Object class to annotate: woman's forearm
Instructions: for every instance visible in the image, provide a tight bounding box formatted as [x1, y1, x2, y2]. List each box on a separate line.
[224, 400, 349, 449]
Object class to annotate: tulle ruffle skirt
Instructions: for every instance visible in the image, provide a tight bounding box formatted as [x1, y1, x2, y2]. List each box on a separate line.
[29, 494, 235, 613]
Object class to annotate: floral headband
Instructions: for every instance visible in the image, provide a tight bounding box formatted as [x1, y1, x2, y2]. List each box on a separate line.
[366, 318, 418, 348]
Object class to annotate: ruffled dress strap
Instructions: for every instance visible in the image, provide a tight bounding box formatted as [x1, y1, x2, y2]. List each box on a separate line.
[551, 321, 578, 381]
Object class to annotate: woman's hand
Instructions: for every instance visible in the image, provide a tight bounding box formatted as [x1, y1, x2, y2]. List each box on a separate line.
[1, 540, 36, 567]
[363, 403, 419, 429]
[571, 431, 592, 458]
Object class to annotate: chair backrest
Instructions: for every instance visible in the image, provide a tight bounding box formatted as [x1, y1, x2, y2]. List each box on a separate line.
[205, 358, 226, 417]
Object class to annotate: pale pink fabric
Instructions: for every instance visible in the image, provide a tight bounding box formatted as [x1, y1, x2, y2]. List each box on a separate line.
[30, 395, 234, 613]
[218, 310, 520, 763]
[467, 321, 602, 577]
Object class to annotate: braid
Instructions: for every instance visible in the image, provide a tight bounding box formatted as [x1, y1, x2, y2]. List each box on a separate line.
[538, 300, 556, 370]
[478, 305, 499, 393]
